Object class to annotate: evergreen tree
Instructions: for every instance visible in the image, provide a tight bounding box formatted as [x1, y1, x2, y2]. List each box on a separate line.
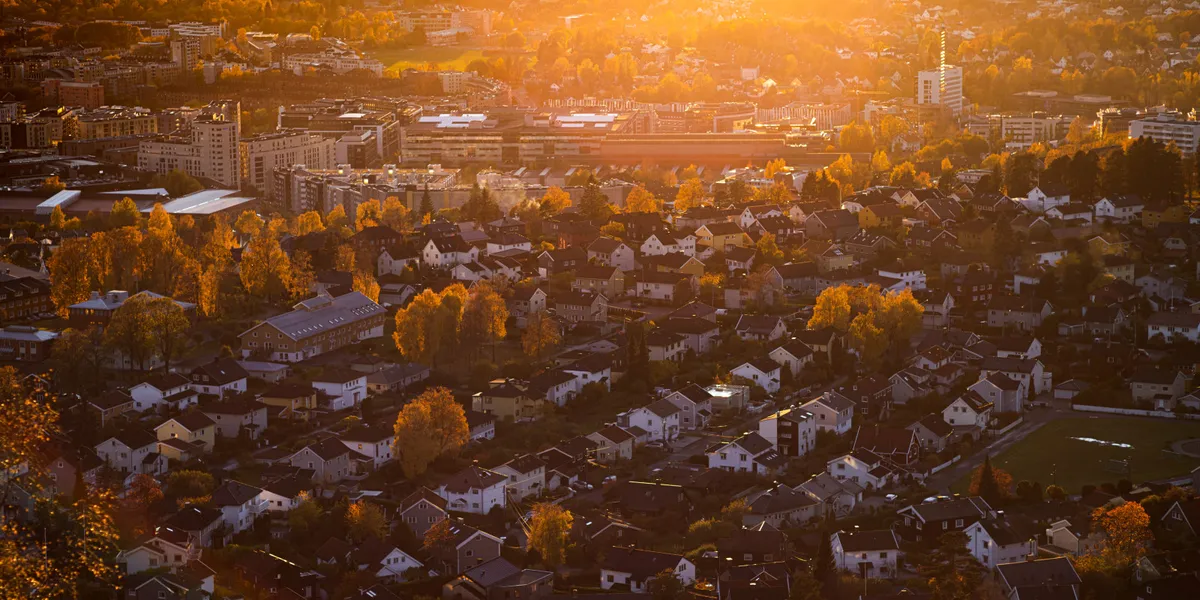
[420, 185, 434, 218]
[971, 455, 1004, 506]
[814, 515, 836, 596]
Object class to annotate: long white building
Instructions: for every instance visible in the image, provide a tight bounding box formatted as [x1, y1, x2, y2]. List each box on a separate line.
[239, 130, 336, 194]
[1129, 110, 1200, 154]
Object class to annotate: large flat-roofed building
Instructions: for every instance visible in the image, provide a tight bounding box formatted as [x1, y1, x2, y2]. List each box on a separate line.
[76, 106, 159, 140]
[238, 291, 387, 362]
[239, 130, 336, 195]
[271, 163, 459, 214]
[278, 100, 407, 167]
[1130, 109, 1200, 154]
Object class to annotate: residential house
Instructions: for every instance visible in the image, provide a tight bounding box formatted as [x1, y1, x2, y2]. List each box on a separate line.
[423, 236, 479, 268]
[759, 406, 816, 457]
[907, 415, 954, 452]
[769, 340, 814, 378]
[731, 357, 783, 394]
[288, 437, 352, 484]
[312, 368, 368, 411]
[1025, 184, 1071, 212]
[211, 480, 267, 534]
[200, 398, 268, 440]
[89, 391, 135, 427]
[339, 424, 394, 468]
[995, 557, 1081, 600]
[979, 356, 1052, 397]
[554, 290, 608, 323]
[154, 413, 216, 453]
[735, 315, 788, 341]
[617, 399, 682, 442]
[831, 530, 902, 578]
[600, 548, 695, 592]
[853, 425, 920, 467]
[573, 265, 625, 298]
[987, 296, 1053, 332]
[1147, 312, 1200, 343]
[943, 391, 995, 431]
[742, 484, 820, 528]
[437, 465, 507, 515]
[695, 222, 749, 252]
[663, 383, 715, 431]
[806, 210, 860, 241]
[259, 383, 319, 420]
[95, 429, 163, 476]
[858, 204, 903, 229]
[1094, 195, 1143, 223]
[586, 425, 635, 462]
[897, 497, 993, 542]
[472, 380, 544, 422]
[968, 374, 1024, 414]
[826, 449, 897, 490]
[129, 373, 197, 413]
[801, 394, 854, 435]
[965, 517, 1038, 570]
[641, 231, 696, 257]
[587, 237, 635, 271]
[492, 454, 546, 502]
[508, 287, 548, 321]
[707, 432, 786, 475]
[398, 488, 448, 537]
[1130, 367, 1189, 408]
[189, 358, 249, 398]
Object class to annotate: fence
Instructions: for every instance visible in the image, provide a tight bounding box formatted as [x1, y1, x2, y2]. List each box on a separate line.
[1072, 404, 1200, 421]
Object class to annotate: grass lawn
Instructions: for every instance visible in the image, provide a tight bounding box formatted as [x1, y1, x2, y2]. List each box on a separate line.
[951, 416, 1200, 494]
[371, 47, 485, 72]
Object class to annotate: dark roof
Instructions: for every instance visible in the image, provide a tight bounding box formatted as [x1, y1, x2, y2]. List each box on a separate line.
[854, 426, 916, 455]
[1132, 366, 1184, 385]
[701, 221, 745, 236]
[316, 367, 365, 384]
[340, 424, 394, 444]
[164, 506, 222, 531]
[141, 373, 191, 391]
[595, 425, 635, 444]
[835, 529, 899, 552]
[599, 547, 685, 581]
[673, 383, 713, 403]
[211, 480, 263, 507]
[400, 487, 448, 513]
[91, 390, 134, 410]
[501, 453, 545, 475]
[192, 358, 249, 385]
[441, 465, 506, 493]
[997, 557, 1081, 589]
[913, 414, 953, 437]
[903, 497, 991, 523]
[164, 412, 216, 432]
[588, 236, 627, 254]
[302, 437, 351, 461]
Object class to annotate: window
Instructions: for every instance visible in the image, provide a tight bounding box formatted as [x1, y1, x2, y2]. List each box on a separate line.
[955, 519, 963, 528]
[943, 522, 949, 530]
[880, 552, 888, 559]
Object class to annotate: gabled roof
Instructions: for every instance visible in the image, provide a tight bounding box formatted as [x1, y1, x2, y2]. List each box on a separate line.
[996, 557, 1081, 589]
[399, 487, 448, 513]
[160, 412, 216, 432]
[600, 547, 685, 580]
[588, 236, 628, 254]
[901, 496, 991, 523]
[300, 437, 351, 461]
[245, 292, 384, 342]
[441, 465, 507, 493]
[191, 358, 249, 385]
[211, 480, 263, 507]
[834, 529, 899, 552]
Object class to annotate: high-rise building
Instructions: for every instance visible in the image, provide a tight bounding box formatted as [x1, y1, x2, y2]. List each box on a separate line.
[171, 37, 202, 71]
[917, 65, 964, 117]
[139, 109, 240, 189]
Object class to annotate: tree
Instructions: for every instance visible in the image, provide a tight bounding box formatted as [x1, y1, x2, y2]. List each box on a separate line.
[345, 500, 387, 542]
[46, 239, 96, 317]
[527, 502, 573, 567]
[234, 210, 263, 237]
[522, 310, 561, 361]
[624, 185, 659, 213]
[461, 282, 509, 361]
[356, 198, 383, 230]
[539, 186, 572, 217]
[392, 387, 469, 479]
[49, 327, 105, 395]
[381, 196, 411, 232]
[294, 210, 325, 236]
[143, 297, 190, 372]
[1091, 502, 1152, 563]
[104, 293, 157, 371]
[38, 175, 66, 194]
[809, 286, 852, 331]
[327, 204, 350, 231]
[110, 197, 142, 229]
[240, 229, 291, 301]
[674, 178, 705, 213]
[755, 233, 784, 266]
[149, 170, 203, 197]
[889, 162, 921, 187]
[923, 531, 987, 600]
[647, 569, 688, 600]
[288, 491, 322, 538]
[848, 312, 887, 371]
[870, 149, 892, 173]
[578, 176, 615, 221]
[353, 269, 380, 303]
[420, 186, 434, 219]
[393, 286, 467, 367]
[48, 205, 67, 231]
[764, 158, 787, 179]
[165, 470, 215, 505]
[838, 121, 876, 152]
[121, 474, 164, 537]
[790, 566, 824, 600]
[1046, 485, 1067, 501]
[423, 519, 457, 561]
[1003, 152, 1039, 197]
[969, 455, 1012, 506]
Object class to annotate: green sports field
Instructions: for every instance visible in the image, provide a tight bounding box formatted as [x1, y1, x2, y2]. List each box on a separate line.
[951, 416, 1200, 494]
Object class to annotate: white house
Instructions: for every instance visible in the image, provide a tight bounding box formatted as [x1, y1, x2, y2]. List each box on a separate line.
[95, 430, 164, 476]
[587, 237, 636, 271]
[943, 392, 995, 430]
[377, 245, 418, 276]
[129, 373, 197, 413]
[189, 359, 248, 398]
[965, 519, 1037, 570]
[200, 399, 269, 440]
[118, 527, 195, 575]
[313, 369, 368, 411]
[1093, 195, 1143, 223]
[968, 373, 1025, 413]
[210, 480, 268, 534]
[640, 232, 696, 257]
[826, 449, 897, 490]
[339, 424, 395, 468]
[707, 432, 785, 475]
[600, 548, 695, 592]
[731, 357, 783, 394]
[769, 340, 815, 378]
[801, 394, 855, 435]
[618, 399, 682, 442]
[877, 267, 927, 290]
[1025, 184, 1070, 213]
[421, 236, 478, 269]
[437, 465, 507, 515]
[491, 454, 547, 502]
[1146, 312, 1200, 343]
[979, 356, 1051, 397]
[831, 530, 902, 578]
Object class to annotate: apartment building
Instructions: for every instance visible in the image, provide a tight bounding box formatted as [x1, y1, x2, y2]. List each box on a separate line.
[238, 291, 387, 362]
[1129, 109, 1200, 154]
[76, 106, 158, 140]
[239, 130, 336, 194]
[139, 112, 240, 188]
[41, 80, 105, 109]
[917, 65, 964, 117]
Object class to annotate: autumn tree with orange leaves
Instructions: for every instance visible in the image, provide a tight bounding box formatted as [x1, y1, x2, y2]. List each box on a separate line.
[392, 387, 469, 479]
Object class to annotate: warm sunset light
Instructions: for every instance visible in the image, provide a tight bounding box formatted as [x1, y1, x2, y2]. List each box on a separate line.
[1, 0, 1199, 598]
